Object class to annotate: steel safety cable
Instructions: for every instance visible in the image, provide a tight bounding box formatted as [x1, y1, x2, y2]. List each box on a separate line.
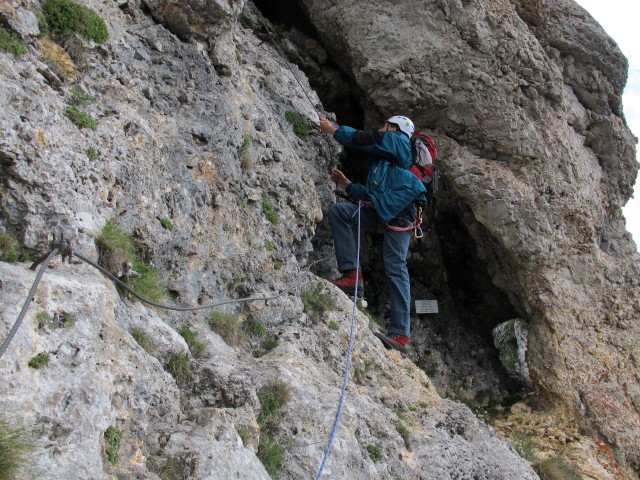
[0, 248, 59, 360]
[73, 252, 285, 311]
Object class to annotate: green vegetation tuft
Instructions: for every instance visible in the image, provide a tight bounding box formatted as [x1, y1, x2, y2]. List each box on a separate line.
[86, 146, 99, 161]
[284, 110, 308, 140]
[357, 299, 383, 328]
[366, 444, 383, 463]
[208, 310, 245, 346]
[328, 321, 340, 331]
[104, 426, 122, 464]
[160, 218, 174, 231]
[159, 457, 189, 480]
[96, 220, 167, 303]
[241, 134, 253, 169]
[242, 318, 267, 337]
[96, 220, 133, 253]
[261, 197, 280, 225]
[257, 438, 285, 477]
[0, 418, 35, 480]
[396, 423, 412, 451]
[166, 354, 194, 386]
[0, 232, 20, 262]
[0, 26, 27, 57]
[128, 259, 167, 304]
[273, 260, 282, 270]
[178, 325, 205, 355]
[256, 383, 290, 478]
[130, 327, 156, 354]
[264, 239, 274, 252]
[65, 105, 97, 130]
[28, 353, 50, 369]
[254, 337, 278, 357]
[301, 282, 336, 319]
[41, 0, 109, 44]
[69, 88, 95, 104]
[534, 456, 581, 480]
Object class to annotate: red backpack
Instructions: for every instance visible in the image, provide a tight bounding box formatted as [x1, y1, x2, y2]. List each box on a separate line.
[410, 132, 439, 201]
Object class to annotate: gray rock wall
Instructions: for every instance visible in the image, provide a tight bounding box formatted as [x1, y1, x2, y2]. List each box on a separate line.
[0, 0, 638, 478]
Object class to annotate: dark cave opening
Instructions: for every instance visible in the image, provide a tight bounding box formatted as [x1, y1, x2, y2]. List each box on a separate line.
[251, 0, 528, 405]
[251, 0, 367, 183]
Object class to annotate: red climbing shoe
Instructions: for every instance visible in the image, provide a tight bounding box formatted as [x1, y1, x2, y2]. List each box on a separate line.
[327, 269, 363, 297]
[374, 332, 409, 354]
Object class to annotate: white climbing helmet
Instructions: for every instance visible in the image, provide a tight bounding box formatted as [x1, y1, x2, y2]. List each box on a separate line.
[386, 115, 414, 137]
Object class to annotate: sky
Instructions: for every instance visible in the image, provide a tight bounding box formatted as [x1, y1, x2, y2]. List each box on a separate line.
[573, 0, 640, 249]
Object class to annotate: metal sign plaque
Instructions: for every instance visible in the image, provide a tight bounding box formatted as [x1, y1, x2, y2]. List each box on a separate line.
[415, 300, 439, 314]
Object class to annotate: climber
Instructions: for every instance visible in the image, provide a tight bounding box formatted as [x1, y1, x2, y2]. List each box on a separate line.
[319, 116, 426, 353]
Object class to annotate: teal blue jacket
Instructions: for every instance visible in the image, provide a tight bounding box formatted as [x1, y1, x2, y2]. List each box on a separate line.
[333, 126, 426, 223]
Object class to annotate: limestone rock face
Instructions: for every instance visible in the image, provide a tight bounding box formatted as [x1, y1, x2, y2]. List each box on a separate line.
[301, 0, 639, 473]
[0, 0, 638, 478]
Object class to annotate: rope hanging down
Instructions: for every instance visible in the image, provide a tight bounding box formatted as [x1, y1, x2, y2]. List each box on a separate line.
[316, 203, 362, 479]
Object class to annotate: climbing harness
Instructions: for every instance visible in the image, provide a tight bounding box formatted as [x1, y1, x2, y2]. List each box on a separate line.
[386, 204, 424, 239]
[0, 235, 285, 361]
[316, 203, 361, 479]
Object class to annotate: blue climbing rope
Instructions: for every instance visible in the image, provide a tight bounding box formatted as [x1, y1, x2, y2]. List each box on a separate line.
[316, 203, 362, 479]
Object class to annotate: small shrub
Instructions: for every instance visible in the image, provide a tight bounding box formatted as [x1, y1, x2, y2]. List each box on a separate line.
[302, 282, 336, 319]
[97, 220, 133, 253]
[128, 260, 167, 303]
[69, 88, 95, 104]
[255, 383, 289, 476]
[208, 310, 245, 346]
[86, 146, 99, 161]
[178, 325, 205, 355]
[257, 437, 284, 477]
[396, 423, 412, 451]
[41, 0, 109, 43]
[159, 458, 189, 480]
[534, 456, 581, 480]
[328, 321, 340, 331]
[254, 337, 278, 357]
[357, 299, 383, 328]
[273, 260, 282, 270]
[36, 312, 53, 329]
[510, 432, 539, 463]
[28, 353, 50, 369]
[0, 26, 27, 57]
[65, 106, 97, 130]
[285, 110, 308, 140]
[166, 354, 194, 386]
[130, 327, 156, 354]
[264, 239, 274, 252]
[160, 218, 174, 231]
[104, 426, 122, 464]
[261, 197, 280, 225]
[366, 444, 383, 463]
[241, 134, 253, 169]
[0, 418, 35, 480]
[40, 37, 78, 81]
[96, 221, 167, 303]
[0, 232, 20, 262]
[61, 313, 75, 328]
[242, 318, 267, 337]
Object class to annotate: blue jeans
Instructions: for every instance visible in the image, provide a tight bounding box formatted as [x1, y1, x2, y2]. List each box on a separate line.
[327, 202, 413, 337]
